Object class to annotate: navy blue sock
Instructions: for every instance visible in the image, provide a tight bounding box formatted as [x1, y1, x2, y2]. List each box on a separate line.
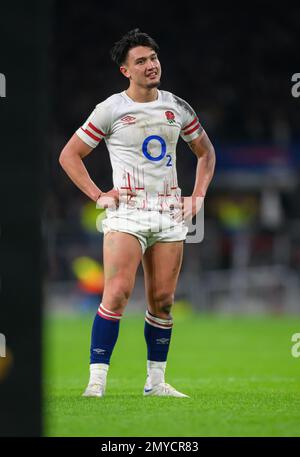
[144, 309, 173, 362]
[90, 303, 122, 364]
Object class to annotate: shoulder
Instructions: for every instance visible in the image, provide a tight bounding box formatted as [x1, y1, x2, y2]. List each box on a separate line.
[160, 90, 196, 116]
[158, 89, 178, 105]
[95, 92, 124, 110]
[92, 93, 127, 124]
[169, 92, 196, 117]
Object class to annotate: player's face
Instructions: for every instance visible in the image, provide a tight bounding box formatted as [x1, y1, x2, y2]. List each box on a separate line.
[121, 46, 161, 89]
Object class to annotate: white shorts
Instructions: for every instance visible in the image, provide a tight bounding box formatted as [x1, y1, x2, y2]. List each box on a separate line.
[101, 205, 188, 254]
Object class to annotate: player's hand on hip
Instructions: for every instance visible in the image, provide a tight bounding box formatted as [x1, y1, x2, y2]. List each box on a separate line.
[174, 195, 204, 222]
[118, 189, 137, 207]
[96, 188, 136, 209]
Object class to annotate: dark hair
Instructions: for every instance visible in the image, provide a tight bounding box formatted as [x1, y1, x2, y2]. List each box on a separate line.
[110, 28, 159, 66]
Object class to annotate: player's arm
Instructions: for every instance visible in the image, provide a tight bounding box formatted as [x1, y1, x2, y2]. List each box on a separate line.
[188, 130, 216, 198]
[58, 133, 103, 202]
[176, 131, 216, 221]
[59, 132, 136, 207]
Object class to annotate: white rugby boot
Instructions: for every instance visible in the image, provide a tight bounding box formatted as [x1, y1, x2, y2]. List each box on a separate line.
[143, 361, 189, 398]
[82, 363, 108, 398]
[143, 381, 190, 398]
[82, 382, 105, 397]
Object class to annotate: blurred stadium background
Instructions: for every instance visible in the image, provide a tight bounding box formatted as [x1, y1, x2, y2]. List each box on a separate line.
[46, 3, 300, 316]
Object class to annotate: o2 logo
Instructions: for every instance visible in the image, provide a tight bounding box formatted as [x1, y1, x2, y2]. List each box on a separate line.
[142, 135, 172, 167]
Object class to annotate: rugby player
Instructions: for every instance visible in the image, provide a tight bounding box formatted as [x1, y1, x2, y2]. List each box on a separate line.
[59, 29, 216, 397]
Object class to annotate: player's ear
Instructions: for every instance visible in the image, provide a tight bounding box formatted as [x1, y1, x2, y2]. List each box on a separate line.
[120, 65, 130, 79]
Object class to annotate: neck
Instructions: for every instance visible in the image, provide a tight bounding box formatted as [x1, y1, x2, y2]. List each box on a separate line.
[125, 86, 158, 103]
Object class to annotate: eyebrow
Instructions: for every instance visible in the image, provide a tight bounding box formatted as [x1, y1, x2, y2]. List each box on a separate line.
[134, 52, 157, 63]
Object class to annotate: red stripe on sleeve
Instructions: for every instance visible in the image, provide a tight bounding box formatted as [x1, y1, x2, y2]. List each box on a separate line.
[88, 122, 106, 137]
[81, 127, 101, 142]
[183, 122, 201, 136]
[182, 117, 198, 131]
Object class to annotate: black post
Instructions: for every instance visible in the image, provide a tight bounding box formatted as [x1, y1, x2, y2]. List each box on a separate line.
[0, 0, 52, 437]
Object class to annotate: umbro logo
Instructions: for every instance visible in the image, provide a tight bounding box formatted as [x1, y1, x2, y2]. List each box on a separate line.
[93, 348, 106, 354]
[156, 338, 170, 345]
[121, 115, 136, 125]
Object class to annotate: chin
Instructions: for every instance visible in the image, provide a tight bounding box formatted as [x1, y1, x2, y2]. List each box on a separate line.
[146, 80, 161, 89]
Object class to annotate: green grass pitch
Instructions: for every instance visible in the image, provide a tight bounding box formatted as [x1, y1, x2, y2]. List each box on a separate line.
[44, 310, 300, 437]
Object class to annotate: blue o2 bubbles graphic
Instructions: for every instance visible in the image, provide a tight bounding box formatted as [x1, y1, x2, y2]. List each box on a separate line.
[142, 135, 167, 162]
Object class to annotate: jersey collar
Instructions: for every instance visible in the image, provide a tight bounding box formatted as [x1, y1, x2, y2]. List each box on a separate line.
[121, 90, 161, 105]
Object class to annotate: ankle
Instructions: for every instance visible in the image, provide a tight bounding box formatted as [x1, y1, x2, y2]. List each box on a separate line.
[89, 363, 109, 384]
[147, 361, 166, 386]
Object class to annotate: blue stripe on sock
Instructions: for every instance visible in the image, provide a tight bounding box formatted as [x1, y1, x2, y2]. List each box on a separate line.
[90, 312, 120, 364]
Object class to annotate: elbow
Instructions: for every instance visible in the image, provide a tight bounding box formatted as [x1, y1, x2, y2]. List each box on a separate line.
[58, 148, 68, 169]
[209, 145, 216, 169]
[212, 146, 216, 165]
[208, 143, 215, 157]
[211, 156, 216, 177]
[58, 153, 64, 167]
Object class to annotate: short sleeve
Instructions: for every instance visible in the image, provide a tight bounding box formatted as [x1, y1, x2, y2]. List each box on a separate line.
[176, 96, 204, 143]
[76, 101, 111, 148]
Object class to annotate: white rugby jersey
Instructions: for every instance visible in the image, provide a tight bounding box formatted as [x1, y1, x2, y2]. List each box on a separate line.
[76, 90, 204, 211]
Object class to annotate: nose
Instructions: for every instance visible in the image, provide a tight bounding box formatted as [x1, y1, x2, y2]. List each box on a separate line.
[147, 59, 156, 71]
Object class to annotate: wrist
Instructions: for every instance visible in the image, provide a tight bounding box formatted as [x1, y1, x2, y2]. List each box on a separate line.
[93, 190, 102, 202]
[192, 193, 205, 198]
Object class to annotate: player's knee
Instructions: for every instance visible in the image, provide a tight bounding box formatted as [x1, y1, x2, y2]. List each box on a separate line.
[105, 279, 132, 311]
[112, 285, 131, 306]
[161, 302, 173, 316]
[152, 292, 174, 316]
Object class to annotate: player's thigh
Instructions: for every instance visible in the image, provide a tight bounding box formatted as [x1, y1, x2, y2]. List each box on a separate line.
[103, 231, 142, 289]
[142, 241, 184, 301]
